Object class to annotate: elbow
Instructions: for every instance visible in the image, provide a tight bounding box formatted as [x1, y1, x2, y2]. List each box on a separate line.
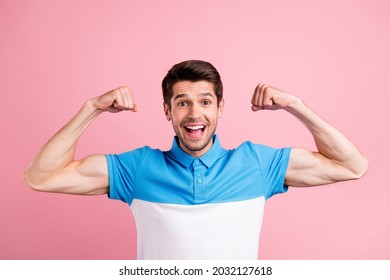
[22, 169, 44, 192]
[350, 156, 369, 180]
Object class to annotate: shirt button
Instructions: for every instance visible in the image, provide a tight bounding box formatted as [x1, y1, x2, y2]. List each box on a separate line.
[197, 179, 202, 184]
[194, 160, 200, 165]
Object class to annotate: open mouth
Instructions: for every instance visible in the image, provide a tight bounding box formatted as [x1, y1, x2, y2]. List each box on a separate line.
[184, 125, 206, 137]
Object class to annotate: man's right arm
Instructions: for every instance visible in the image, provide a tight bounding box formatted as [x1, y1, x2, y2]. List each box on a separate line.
[23, 86, 137, 195]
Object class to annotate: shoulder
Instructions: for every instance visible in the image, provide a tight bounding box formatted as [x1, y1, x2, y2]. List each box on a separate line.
[106, 146, 164, 163]
[234, 141, 291, 163]
[235, 141, 277, 155]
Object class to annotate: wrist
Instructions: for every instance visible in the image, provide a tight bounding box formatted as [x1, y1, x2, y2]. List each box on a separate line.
[86, 97, 104, 112]
[285, 96, 305, 114]
[83, 98, 105, 118]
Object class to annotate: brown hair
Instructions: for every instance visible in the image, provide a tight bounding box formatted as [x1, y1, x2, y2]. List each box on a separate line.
[162, 60, 223, 108]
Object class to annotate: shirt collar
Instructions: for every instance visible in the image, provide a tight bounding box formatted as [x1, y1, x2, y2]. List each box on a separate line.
[170, 135, 227, 168]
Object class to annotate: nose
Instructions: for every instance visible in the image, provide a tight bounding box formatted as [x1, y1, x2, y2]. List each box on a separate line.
[187, 103, 202, 120]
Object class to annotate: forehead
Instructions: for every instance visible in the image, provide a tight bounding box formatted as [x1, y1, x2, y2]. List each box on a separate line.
[172, 80, 215, 98]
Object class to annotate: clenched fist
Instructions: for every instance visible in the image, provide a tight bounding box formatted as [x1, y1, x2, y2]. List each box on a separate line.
[92, 86, 137, 113]
[251, 83, 297, 111]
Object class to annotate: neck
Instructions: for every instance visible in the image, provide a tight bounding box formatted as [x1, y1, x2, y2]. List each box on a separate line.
[179, 139, 214, 158]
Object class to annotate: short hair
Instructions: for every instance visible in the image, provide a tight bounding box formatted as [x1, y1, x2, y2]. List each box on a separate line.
[162, 60, 223, 108]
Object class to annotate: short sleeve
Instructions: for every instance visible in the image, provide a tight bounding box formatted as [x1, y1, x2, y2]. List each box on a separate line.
[105, 147, 148, 204]
[250, 143, 291, 199]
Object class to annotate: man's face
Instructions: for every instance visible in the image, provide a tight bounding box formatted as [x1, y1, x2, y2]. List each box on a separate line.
[164, 80, 224, 158]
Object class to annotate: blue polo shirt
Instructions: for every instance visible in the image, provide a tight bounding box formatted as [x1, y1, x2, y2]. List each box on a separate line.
[106, 135, 291, 259]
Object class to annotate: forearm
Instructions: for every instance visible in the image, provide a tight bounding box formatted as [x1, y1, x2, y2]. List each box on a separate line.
[286, 98, 369, 177]
[23, 99, 103, 186]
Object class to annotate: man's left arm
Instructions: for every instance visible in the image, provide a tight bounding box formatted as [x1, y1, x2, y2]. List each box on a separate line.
[251, 83, 369, 187]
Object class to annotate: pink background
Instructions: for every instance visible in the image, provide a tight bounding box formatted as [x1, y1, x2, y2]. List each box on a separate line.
[1, 0, 389, 259]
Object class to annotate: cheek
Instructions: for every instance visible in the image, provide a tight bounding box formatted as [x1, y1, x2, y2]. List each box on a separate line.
[208, 110, 221, 122]
[169, 113, 182, 127]
[171, 110, 187, 121]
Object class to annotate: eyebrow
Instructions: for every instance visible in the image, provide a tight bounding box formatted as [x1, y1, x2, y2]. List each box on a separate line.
[173, 92, 214, 101]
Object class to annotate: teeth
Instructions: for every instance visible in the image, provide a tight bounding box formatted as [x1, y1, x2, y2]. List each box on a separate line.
[186, 125, 204, 130]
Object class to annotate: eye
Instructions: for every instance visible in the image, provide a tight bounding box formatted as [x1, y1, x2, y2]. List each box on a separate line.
[178, 101, 188, 107]
[202, 100, 212, 106]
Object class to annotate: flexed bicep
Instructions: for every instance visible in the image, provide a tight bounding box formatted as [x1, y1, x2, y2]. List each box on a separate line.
[23, 85, 137, 195]
[285, 147, 362, 187]
[32, 154, 109, 195]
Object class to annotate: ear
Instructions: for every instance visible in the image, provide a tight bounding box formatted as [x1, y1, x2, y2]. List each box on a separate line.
[163, 102, 171, 121]
[217, 99, 225, 119]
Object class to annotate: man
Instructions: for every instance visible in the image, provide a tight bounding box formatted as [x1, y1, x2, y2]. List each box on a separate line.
[23, 60, 368, 259]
